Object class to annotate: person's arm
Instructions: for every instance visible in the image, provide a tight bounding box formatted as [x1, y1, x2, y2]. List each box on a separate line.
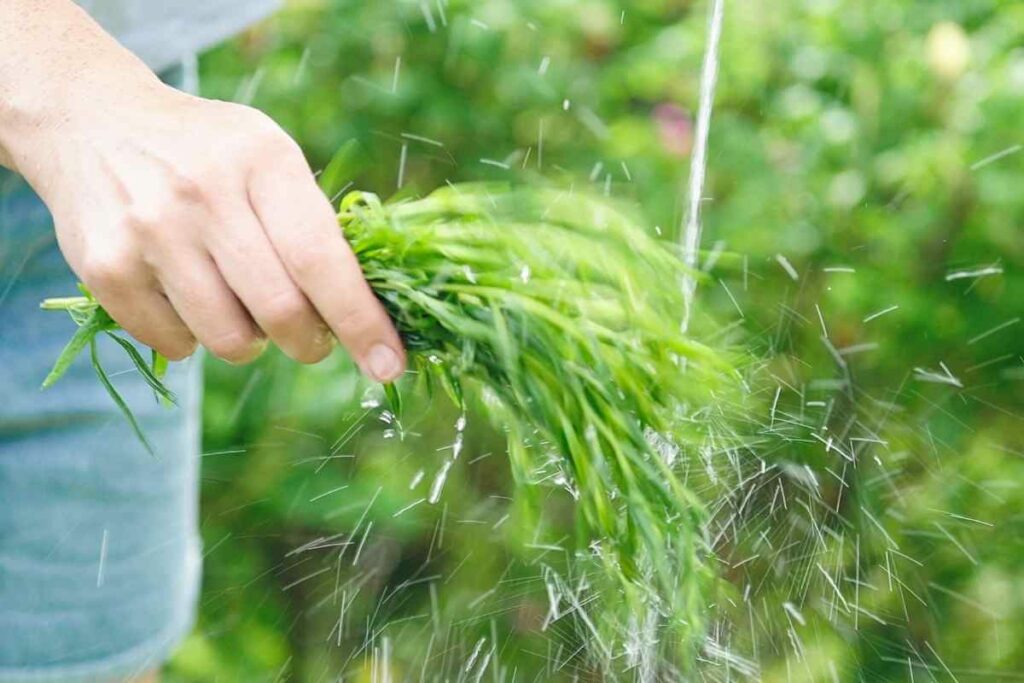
[0, 0, 406, 381]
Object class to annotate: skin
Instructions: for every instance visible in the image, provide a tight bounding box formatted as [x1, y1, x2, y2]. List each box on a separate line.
[0, 2, 407, 680]
[0, 0, 407, 381]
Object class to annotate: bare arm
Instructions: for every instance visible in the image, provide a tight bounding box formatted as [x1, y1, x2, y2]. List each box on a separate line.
[0, 0, 406, 381]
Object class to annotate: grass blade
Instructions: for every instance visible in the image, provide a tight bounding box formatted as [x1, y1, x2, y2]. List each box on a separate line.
[41, 313, 103, 388]
[90, 338, 155, 456]
[104, 332, 178, 406]
[383, 382, 402, 419]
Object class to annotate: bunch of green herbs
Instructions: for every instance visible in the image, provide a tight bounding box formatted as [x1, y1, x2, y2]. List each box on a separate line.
[43, 183, 745, 667]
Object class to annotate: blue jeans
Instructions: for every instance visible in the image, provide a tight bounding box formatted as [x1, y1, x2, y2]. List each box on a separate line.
[0, 62, 202, 682]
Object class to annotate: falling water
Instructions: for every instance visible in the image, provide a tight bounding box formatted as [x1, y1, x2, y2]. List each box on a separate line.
[679, 0, 725, 334]
[641, 1, 726, 679]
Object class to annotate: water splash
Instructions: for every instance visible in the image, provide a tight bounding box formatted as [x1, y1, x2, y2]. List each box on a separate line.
[679, 0, 725, 333]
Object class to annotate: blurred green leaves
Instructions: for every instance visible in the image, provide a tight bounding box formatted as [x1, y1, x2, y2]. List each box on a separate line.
[170, 0, 1024, 680]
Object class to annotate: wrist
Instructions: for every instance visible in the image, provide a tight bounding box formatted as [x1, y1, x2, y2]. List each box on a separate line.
[3, 75, 182, 215]
[0, 0, 161, 176]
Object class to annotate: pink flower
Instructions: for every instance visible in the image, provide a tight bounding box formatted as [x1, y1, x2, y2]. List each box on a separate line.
[653, 104, 694, 158]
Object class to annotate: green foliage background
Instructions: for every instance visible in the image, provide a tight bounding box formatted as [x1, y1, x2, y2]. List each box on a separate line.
[168, 0, 1024, 679]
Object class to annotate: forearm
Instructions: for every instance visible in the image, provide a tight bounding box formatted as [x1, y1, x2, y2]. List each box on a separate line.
[0, 0, 159, 173]
[0, 1, 406, 378]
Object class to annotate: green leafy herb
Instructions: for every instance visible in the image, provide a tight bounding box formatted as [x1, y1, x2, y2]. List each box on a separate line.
[42, 184, 746, 665]
[41, 289, 177, 455]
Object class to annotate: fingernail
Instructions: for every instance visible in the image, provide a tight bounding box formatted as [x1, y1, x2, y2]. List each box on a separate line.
[245, 337, 270, 362]
[222, 337, 268, 366]
[314, 324, 335, 348]
[364, 344, 403, 382]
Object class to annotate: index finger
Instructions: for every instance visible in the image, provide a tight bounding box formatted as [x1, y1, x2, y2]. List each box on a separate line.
[247, 150, 406, 383]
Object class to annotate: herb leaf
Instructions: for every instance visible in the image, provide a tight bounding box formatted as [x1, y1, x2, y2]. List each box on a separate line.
[90, 337, 155, 456]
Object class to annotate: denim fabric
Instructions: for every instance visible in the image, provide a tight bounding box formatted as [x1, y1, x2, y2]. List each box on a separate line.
[76, 0, 280, 74]
[0, 64, 202, 682]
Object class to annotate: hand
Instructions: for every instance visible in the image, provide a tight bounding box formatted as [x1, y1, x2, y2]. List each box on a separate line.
[11, 77, 406, 381]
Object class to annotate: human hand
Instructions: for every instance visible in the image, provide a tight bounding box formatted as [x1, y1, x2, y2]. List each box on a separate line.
[10, 77, 405, 381]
